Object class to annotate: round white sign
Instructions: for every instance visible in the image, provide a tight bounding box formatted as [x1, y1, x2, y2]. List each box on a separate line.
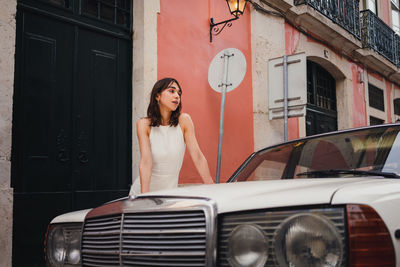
[208, 48, 246, 93]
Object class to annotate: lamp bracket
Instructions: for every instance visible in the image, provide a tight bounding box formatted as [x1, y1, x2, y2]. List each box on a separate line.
[210, 17, 239, 42]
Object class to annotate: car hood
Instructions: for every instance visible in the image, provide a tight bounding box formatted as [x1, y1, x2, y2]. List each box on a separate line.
[142, 177, 389, 213]
[51, 177, 396, 223]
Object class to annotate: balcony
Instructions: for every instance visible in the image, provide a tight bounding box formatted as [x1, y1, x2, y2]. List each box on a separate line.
[396, 34, 400, 68]
[294, 0, 361, 39]
[361, 10, 397, 65]
[289, 0, 400, 82]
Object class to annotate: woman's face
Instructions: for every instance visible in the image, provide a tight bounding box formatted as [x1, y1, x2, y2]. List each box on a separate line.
[156, 82, 181, 111]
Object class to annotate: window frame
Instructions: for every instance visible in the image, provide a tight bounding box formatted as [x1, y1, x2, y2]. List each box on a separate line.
[81, 0, 131, 29]
[394, 98, 400, 116]
[306, 61, 338, 136]
[368, 83, 385, 111]
[370, 116, 385, 125]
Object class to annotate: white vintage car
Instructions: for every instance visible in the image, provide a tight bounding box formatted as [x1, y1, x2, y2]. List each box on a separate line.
[45, 124, 400, 267]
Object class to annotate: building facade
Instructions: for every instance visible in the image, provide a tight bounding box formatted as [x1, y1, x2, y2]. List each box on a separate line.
[133, 0, 400, 184]
[2, 0, 400, 265]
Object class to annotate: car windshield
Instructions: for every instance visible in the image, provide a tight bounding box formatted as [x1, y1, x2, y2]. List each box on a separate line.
[230, 125, 400, 182]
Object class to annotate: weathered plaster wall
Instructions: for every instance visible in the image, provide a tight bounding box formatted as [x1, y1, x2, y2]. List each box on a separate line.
[251, 0, 360, 146]
[0, 0, 16, 265]
[251, 5, 286, 150]
[131, 0, 160, 183]
[386, 80, 393, 123]
[337, 77, 356, 130]
[285, 27, 359, 130]
[285, 22, 301, 140]
[351, 63, 367, 127]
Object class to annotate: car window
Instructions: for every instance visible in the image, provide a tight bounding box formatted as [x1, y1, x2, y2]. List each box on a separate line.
[382, 132, 400, 173]
[232, 125, 400, 182]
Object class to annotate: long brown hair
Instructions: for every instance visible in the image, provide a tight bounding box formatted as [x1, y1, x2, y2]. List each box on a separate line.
[147, 78, 182, 127]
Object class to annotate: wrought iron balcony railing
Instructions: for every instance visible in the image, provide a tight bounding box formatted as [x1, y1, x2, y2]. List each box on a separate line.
[395, 34, 400, 67]
[361, 10, 396, 65]
[294, 0, 361, 39]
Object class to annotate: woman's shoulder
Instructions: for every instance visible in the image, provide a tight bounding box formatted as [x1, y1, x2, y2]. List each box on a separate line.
[137, 117, 151, 126]
[178, 113, 195, 131]
[137, 118, 151, 133]
[179, 113, 192, 122]
[178, 113, 193, 125]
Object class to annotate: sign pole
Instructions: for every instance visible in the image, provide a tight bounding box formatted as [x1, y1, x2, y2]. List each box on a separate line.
[283, 54, 288, 141]
[216, 52, 233, 183]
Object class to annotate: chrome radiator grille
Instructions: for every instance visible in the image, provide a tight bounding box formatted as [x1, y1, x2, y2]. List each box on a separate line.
[82, 214, 122, 266]
[82, 209, 207, 267]
[217, 207, 347, 266]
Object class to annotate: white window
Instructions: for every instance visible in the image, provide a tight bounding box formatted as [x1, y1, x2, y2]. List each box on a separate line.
[392, 0, 400, 34]
[365, 0, 377, 14]
[394, 98, 400, 116]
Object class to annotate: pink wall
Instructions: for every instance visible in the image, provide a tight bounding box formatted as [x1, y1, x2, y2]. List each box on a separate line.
[157, 0, 254, 183]
[380, 0, 391, 26]
[285, 23, 300, 140]
[368, 71, 384, 81]
[351, 63, 367, 127]
[386, 81, 393, 123]
[285, 23, 300, 55]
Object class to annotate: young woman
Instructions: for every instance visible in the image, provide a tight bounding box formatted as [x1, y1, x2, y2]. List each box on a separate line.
[130, 78, 214, 195]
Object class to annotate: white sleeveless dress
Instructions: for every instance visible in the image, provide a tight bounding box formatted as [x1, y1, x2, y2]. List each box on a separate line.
[130, 124, 186, 195]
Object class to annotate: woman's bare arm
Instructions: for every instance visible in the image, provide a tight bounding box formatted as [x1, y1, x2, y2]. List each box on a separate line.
[180, 113, 214, 184]
[137, 118, 152, 193]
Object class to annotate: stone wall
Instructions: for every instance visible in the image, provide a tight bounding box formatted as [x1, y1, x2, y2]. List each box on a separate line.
[0, 0, 16, 265]
[131, 0, 160, 183]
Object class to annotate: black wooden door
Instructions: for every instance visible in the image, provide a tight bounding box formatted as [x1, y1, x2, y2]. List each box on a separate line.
[12, 1, 132, 266]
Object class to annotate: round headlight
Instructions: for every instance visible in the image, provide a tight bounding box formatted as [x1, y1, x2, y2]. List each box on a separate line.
[274, 213, 343, 267]
[46, 224, 82, 266]
[228, 224, 269, 267]
[47, 226, 66, 266]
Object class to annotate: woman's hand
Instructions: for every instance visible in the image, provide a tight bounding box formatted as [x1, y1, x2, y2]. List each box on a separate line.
[180, 113, 214, 184]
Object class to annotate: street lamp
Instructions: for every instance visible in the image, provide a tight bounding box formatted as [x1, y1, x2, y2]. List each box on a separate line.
[226, 0, 247, 16]
[210, 0, 248, 42]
